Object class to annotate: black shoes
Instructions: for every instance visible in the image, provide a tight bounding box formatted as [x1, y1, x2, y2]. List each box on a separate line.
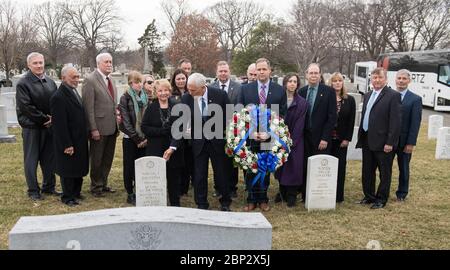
[220, 205, 231, 212]
[42, 190, 62, 196]
[127, 194, 136, 206]
[29, 194, 43, 201]
[91, 192, 105, 198]
[102, 187, 116, 193]
[371, 202, 386, 209]
[397, 197, 406, 202]
[358, 198, 374, 205]
[65, 200, 79, 207]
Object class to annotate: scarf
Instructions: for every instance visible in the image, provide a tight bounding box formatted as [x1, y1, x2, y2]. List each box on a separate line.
[127, 87, 148, 138]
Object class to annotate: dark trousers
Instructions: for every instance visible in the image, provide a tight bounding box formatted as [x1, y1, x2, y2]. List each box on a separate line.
[396, 147, 412, 199]
[215, 158, 239, 194]
[22, 128, 56, 196]
[89, 134, 117, 193]
[331, 139, 349, 202]
[246, 173, 270, 204]
[180, 142, 194, 195]
[167, 168, 182, 206]
[122, 138, 146, 195]
[61, 177, 83, 203]
[361, 133, 394, 204]
[193, 142, 231, 209]
[279, 185, 299, 203]
[302, 132, 331, 200]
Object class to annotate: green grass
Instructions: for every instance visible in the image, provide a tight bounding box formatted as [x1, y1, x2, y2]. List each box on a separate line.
[1, 124, 449, 250]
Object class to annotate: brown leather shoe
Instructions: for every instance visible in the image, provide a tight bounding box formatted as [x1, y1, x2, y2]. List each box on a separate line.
[259, 203, 271, 212]
[243, 203, 256, 212]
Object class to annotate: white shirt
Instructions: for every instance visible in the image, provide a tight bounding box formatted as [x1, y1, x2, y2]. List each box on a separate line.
[219, 79, 230, 93]
[97, 69, 110, 87]
[197, 87, 209, 115]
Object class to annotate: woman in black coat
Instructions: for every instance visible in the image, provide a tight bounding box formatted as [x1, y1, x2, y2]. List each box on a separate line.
[141, 79, 184, 207]
[118, 71, 148, 206]
[328, 72, 356, 203]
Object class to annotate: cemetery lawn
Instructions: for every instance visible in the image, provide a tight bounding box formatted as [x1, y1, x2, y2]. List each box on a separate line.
[1, 125, 449, 250]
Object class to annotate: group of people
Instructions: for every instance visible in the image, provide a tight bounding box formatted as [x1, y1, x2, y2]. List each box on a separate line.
[16, 52, 422, 211]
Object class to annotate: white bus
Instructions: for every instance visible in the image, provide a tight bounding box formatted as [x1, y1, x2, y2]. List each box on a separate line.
[354, 61, 377, 94]
[377, 49, 450, 111]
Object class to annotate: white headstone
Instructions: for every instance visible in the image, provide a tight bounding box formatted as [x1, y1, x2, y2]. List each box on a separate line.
[347, 127, 362, 160]
[0, 105, 8, 136]
[0, 92, 18, 126]
[9, 207, 272, 250]
[305, 155, 338, 211]
[436, 127, 450, 160]
[428, 115, 444, 140]
[0, 105, 16, 143]
[355, 103, 363, 127]
[135, 157, 167, 207]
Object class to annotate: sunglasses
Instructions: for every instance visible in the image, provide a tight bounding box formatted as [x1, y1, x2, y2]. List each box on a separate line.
[146, 81, 154, 85]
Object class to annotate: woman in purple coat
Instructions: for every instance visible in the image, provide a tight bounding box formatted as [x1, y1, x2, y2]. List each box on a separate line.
[275, 73, 308, 207]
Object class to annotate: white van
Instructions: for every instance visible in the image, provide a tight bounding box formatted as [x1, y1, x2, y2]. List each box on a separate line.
[354, 61, 377, 94]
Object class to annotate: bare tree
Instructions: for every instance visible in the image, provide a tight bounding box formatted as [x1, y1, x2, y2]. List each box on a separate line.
[33, 1, 72, 69]
[415, 0, 450, 50]
[63, 0, 122, 70]
[206, 0, 264, 63]
[288, 0, 337, 73]
[341, 0, 398, 60]
[161, 0, 190, 35]
[0, 0, 19, 81]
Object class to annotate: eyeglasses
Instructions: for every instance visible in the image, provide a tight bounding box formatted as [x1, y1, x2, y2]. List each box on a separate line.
[146, 81, 154, 85]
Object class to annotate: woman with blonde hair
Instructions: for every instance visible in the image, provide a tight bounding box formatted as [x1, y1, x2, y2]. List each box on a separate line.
[118, 71, 149, 205]
[141, 79, 184, 206]
[328, 72, 356, 203]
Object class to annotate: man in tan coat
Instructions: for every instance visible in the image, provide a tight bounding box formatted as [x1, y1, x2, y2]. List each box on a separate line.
[82, 53, 118, 196]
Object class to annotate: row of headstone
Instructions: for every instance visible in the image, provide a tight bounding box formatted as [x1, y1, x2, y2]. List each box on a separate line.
[9, 207, 272, 250]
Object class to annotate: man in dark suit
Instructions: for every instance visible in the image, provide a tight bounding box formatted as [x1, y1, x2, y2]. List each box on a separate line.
[82, 53, 118, 197]
[356, 68, 401, 209]
[242, 63, 257, 85]
[50, 66, 89, 207]
[238, 58, 287, 212]
[394, 69, 422, 201]
[298, 63, 337, 201]
[16, 52, 61, 201]
[182, 73, 232, 211]
[209, 61, 242, 198]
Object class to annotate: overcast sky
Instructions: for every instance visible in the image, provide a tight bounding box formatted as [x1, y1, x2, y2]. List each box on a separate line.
[16, 0, 293, 49]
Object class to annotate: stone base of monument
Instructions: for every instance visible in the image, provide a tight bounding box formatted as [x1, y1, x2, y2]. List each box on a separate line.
[9, 207, 272, 250]
[0, 135, 16, 143]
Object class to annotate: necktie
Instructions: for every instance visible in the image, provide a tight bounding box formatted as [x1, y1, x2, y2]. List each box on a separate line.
[307, 87, 316, 127]
[259, 84, 267, 104]
[221, 84, 226, 92]
[201, 97, 207, 122]
[106, 77, 115, 100]
[362, 91, 378, 132]
[73, 88, 82, 105]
